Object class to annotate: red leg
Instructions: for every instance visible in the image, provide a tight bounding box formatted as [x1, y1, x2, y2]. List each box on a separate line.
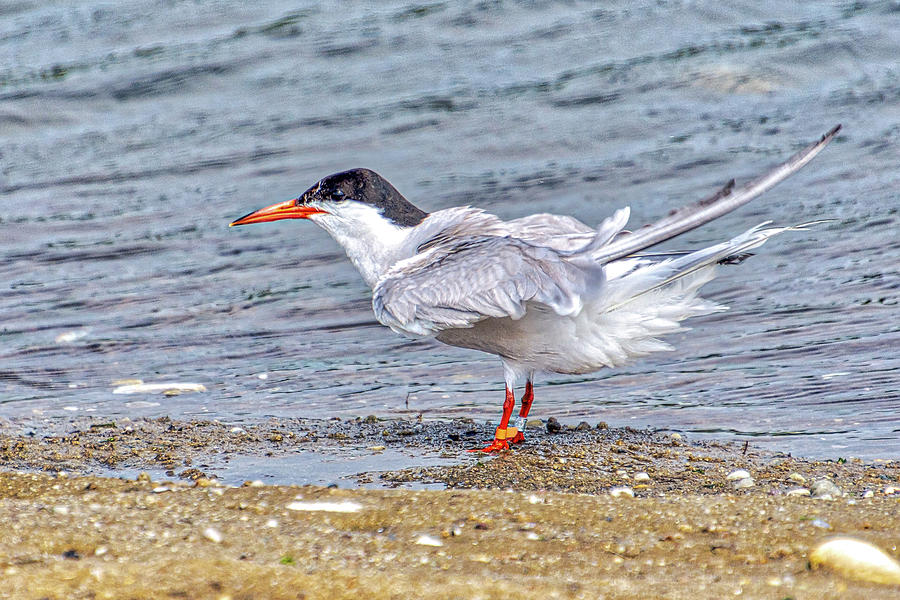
[520, 380, 534, 417]
[468, 386, 515, 453]
[509, 380, 533, 445]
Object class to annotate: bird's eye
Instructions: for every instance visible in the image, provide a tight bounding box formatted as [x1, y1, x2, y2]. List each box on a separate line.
[330, 189, 345, 201]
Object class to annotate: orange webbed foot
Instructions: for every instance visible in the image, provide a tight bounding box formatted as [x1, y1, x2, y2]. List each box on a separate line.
[467, 439, 510, 453]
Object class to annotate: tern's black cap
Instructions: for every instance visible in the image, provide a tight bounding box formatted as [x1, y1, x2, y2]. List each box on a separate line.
[300, 168, 428, 227]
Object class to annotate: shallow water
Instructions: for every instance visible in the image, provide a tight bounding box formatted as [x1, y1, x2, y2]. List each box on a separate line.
[1, 1, 898, 459]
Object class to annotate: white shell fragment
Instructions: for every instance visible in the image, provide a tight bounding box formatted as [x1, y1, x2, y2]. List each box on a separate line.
[609, 486, 635, 498]
[113, 382, 207, 395]
[286, 500, 363, 513]
[732, 477, 755, 489]
[202, 527, 223, 543]
[726, 469, 751, 481]
[809, 537, 900, 585]
[415, 534, 443, 547]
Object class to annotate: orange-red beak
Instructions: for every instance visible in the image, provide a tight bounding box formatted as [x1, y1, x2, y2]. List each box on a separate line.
[229, 199, 326, 227]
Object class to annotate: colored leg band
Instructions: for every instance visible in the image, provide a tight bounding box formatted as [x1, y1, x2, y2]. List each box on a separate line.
[495, 426, 518, 441]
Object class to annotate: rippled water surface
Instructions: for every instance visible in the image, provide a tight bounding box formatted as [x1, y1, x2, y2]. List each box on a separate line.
[1, 1, 898, 458]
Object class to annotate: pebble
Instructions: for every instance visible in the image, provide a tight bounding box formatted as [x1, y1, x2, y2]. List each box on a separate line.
[367, 445, 386, 451]
[732, 477, 755, 490]
[786, 487, 811, 497]
[265, 519, 279, 528]
[884, 486, 898, 495]
[609, 486, 634, 498]
[811, 519, 831, 529]
[726, 469, 751, 481]
[633, 472, 651, 482]
[286, 500, 363, 513]
[809, 537, 900, 585]
[152, 486, 171, 493]
[811, 478, 843, 499]
[863, 490, 874, 498]
[202, 527, 223, 543]
[546, 417, 562, 434]
[788, 472, 807, 484]
[574, 421, 591, 431]
[415, 534, 443, 547]
[669, 432, 682, 441]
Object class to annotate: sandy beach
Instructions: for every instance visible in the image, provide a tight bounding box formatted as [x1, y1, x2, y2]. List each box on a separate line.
[1, 417, 898, 599]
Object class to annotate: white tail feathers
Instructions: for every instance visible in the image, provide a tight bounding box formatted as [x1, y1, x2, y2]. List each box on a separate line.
[600, 220, 825, 314]
[564, 220, 824, 370]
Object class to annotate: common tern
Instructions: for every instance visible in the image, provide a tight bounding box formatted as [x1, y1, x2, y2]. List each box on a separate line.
[231, 125, 840, 452]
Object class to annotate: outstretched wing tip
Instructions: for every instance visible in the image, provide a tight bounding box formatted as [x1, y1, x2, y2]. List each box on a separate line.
[594, 125, 840, 263]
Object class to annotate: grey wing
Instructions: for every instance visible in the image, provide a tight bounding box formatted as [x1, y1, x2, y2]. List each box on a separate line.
[507, 208, 633, 257]
[373, 236, 589, 336]
[591, 125, 841, 264]
[505, 213, 595, 253]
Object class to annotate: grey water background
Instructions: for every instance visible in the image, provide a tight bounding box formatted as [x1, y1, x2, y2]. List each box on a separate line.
[1, 1, 898, 460]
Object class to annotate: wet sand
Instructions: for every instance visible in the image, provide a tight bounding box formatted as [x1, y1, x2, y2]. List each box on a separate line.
[1, 417, 898, 598]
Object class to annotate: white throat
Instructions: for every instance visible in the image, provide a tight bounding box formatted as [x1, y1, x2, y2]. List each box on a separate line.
[310, 203, 414, 288]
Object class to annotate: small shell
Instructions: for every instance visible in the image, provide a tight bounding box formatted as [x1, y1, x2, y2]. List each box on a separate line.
[609, 486, 634, 498]
[732, 477, 755, 489]
[809, 537, 900, 585]
[415, 534, 443, 547]
[202, 527, 223, 544]
[726, 469, 751, 481]
[286, 500, 362, 513]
